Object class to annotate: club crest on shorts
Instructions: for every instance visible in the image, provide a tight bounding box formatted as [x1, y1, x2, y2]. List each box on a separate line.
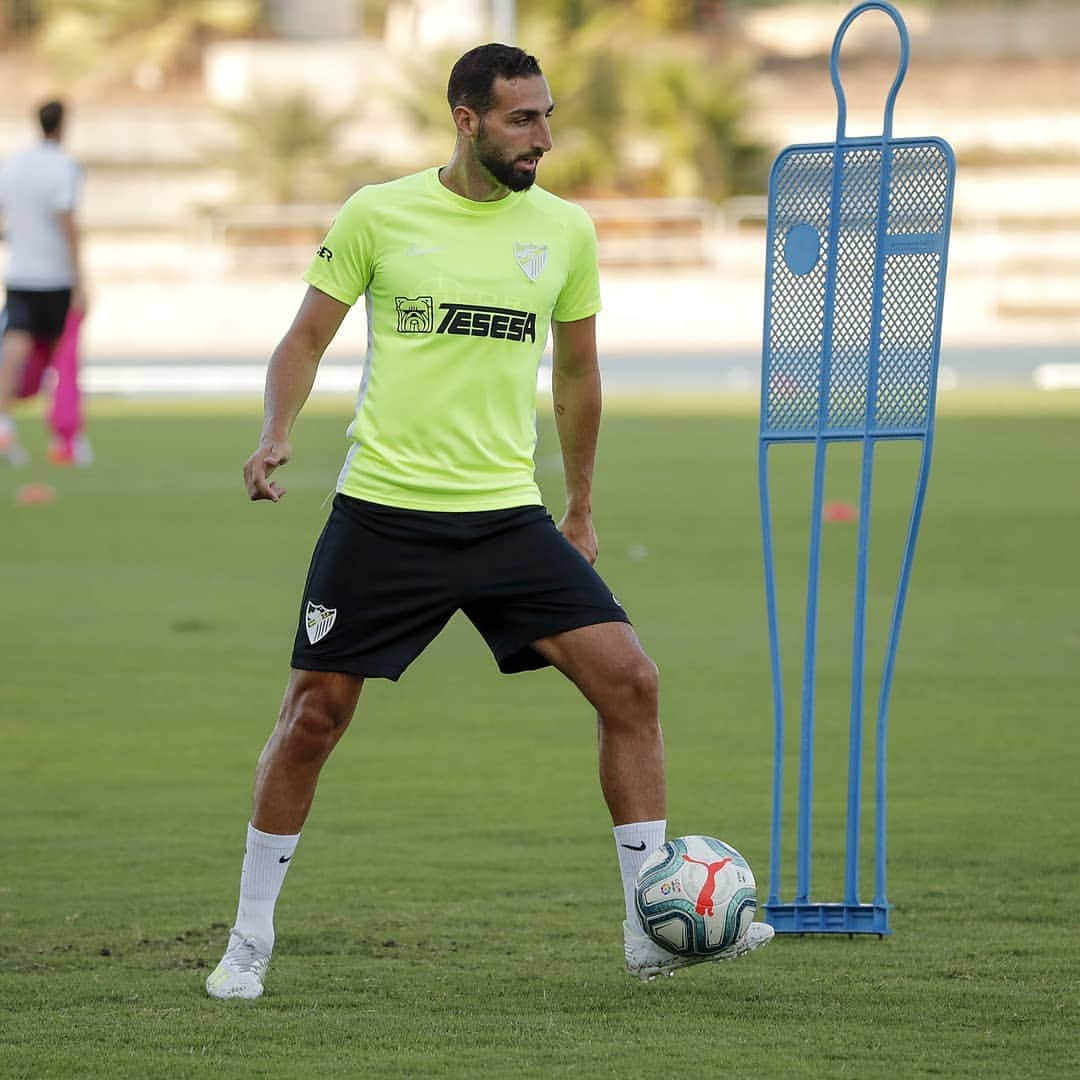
[514, 242, 548, 282]
[305, 601, 337, 645]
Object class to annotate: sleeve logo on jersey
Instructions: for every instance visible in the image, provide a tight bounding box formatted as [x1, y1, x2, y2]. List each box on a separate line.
[395, 295, 434, 333]
[436, 303, 536, 343]
[315, 245, 333, 261]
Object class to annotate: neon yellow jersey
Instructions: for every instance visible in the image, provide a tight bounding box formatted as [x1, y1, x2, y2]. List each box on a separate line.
[302, 167, 601, 511]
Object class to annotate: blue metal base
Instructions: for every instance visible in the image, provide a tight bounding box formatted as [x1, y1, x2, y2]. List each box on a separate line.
[764, 902, 891, 935]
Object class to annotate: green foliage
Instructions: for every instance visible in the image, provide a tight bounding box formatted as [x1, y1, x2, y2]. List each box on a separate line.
[516, 15, 627, 198]
[400, 9, 767, 201]
[520, 0, 698, 33]
[0, 398, 1078, 1077]
[215, 89, 361, 205]
[392, 50, 460, 164]
[719, 1, 1029, 7]
[34, 0, 258, 87]
[533, 13, 767, 199]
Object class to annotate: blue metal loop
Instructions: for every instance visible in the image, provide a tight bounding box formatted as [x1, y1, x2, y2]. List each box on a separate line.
[830, 1, 910, 142]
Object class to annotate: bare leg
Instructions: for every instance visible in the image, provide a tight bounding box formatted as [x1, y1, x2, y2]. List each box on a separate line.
[251, 668, 364, 834]
[532, 622, 664, 825]
[0, 329, 32, 414]
[206, 669, 364, 999]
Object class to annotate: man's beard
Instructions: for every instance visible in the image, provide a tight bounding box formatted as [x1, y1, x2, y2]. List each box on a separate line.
[475, 126, 540, 191]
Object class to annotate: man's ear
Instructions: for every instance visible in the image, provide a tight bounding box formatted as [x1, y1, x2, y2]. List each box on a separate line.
[452, 104, 480, 139]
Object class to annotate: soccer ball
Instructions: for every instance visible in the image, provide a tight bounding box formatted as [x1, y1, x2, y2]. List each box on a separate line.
[634, 835, 757, 956]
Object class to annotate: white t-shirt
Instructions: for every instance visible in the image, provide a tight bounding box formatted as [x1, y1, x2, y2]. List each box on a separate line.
[0, 141, 82, 289]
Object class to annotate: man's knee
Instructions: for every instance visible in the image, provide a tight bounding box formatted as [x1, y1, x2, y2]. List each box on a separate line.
[1, 329, 32, 358]
[628, 654, 660, 707]
[277, 673, 359, 761]
[604, 650, 660, 716]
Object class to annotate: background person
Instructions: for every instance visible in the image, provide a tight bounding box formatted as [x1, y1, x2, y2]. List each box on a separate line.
[0, 99, 87, 466]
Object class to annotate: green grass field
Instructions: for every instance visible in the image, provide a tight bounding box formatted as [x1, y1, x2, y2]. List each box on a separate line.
[1, 393, 1078, 1078]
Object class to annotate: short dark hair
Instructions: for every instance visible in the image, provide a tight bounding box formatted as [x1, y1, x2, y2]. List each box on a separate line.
[39, 100, 64, 136]
[447, 43, 543, 116]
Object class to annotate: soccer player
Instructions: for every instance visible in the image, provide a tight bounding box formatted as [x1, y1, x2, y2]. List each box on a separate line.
[0, 100, 88, 466]
[207, 43, 772, 999]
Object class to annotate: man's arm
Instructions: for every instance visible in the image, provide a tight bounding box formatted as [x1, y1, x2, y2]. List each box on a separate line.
[243, 285, 350, 502]
[551, 314, 601, 564]
[57, 211, 85, 311]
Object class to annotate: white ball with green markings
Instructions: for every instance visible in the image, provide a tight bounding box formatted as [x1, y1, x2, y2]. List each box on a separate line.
[634, 836, 758, 956]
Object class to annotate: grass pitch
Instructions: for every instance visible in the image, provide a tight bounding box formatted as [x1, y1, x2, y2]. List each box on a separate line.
[1, 392, 1078, 1078]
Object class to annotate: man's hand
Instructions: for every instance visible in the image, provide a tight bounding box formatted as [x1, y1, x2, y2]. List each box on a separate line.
[241, 287, 348, 504]
[244, 438, 292, 502]
[558, 505, 598, 565]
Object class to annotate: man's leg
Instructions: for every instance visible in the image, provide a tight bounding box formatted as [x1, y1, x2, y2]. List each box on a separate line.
[207, 668, 363, 1000]
[531, 621, 663, 825]
[531, 621, 666, 945]
[532, 622, 773, 978]
[252, 668, 364, 833]
[0, 329, 33, 462]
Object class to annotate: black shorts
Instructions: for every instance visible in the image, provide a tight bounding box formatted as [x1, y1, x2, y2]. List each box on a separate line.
[3, 287, 71, 340]
[291, 495, 630, 680]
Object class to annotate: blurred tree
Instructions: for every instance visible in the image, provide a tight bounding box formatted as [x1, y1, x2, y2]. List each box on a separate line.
[528, 16, 632, 197]
[34, 0, 258, 88]
[393, 4, 764, 200]
[2, 0, 44, 43]
[427, 2, 769, 200]
[209, 2, 766, 206]
[626, 47, 768, 198]
[216, 90, 356, 204]
[520, 0, 700, 32]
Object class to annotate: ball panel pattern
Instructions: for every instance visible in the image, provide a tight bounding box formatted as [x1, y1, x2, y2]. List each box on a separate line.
[634, 836, 758, 957]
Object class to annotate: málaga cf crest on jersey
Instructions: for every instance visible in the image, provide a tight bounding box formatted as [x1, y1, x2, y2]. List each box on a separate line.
[514, 242, 548, 281]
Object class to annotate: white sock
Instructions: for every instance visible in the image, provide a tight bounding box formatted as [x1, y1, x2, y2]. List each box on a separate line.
[233, 822, 300, 951]
[614, 819, 666, 932]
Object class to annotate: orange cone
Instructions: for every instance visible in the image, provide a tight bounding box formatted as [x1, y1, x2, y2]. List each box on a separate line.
[15, 483, 57, 506]
[823, 501, 857, 523]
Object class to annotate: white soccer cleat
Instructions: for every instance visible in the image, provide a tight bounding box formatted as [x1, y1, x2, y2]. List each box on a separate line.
[205, 929, 272, 1000]
[624, 919, 774, 981]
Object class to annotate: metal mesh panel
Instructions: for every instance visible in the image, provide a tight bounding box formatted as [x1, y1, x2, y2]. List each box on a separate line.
[827, 148, 881, 431]
[762, 138, 951, 440]
[872, 143, 951, 432]
[875, 252, 941, 430]
[887, 144, 950, 235]
[765, 150, 833, 434]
